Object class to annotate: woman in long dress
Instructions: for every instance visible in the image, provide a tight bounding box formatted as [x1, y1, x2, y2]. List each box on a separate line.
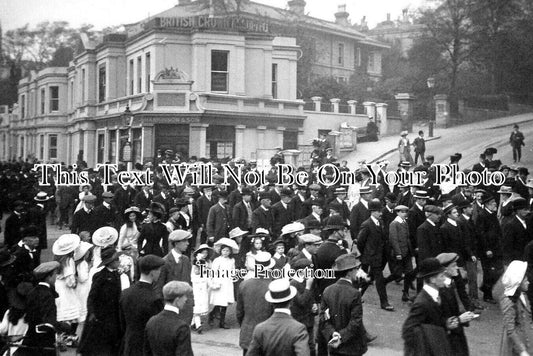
[494, 260, 533, 356]
[117, 207, 142, 261]
[398, 131, 414, 165]
[74, 241, 93, 340]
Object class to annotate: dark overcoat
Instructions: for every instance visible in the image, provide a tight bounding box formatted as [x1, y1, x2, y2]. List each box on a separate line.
[144, 309, 194, 356]
[417, 220, 444, 261]
[357, 217, 386, 268]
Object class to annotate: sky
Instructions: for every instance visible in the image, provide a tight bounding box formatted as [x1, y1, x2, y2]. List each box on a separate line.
[1, 0, 426, 31]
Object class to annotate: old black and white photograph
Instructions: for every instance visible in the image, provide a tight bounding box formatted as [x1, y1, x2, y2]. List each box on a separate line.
[1, 0, 533, 355]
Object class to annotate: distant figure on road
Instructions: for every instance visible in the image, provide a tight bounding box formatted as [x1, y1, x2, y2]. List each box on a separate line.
[398, 131, 414, 165]
[510, 124, 525, 163]
[366, 117, 379, 142]
[413, 131, 426, 165]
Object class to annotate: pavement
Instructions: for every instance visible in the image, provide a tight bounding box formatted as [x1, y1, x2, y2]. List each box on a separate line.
[3, 111, 533, 355]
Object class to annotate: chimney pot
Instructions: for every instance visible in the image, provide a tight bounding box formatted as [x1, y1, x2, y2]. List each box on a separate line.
[288, 0, 306, 15]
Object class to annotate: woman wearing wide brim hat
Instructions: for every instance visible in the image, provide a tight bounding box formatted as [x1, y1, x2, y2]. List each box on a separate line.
[191, 244, 214, 333]
[118, 207, 142, 261]
[92, 227, 119, 248]
[213, 238, 239, 255]
[53, 234, 82, 325]
[73, 241, 94, 325]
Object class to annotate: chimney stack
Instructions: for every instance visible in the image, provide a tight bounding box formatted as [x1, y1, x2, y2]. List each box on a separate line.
[288, 0, 306, 16]
[387, 13, 391, 22]
[334, 4, 350, 27]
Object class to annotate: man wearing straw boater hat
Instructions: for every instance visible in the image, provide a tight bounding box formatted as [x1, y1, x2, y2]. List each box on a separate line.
[237, 251, 275, 356]
[29, 191, 50, 258]
[247, 279, 310, 356]
[318, 254, 368, 356]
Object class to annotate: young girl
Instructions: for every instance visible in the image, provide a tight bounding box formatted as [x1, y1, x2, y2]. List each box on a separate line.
[118, 207, 142, 261]
[74, 241, 93, 341]
[191, 244, 213, 334]
[245, 236, 264, 273]
[209, 238, 238, 329]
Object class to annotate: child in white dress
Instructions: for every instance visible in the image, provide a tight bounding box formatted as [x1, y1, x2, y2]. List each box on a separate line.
[191, 244, 213, 333]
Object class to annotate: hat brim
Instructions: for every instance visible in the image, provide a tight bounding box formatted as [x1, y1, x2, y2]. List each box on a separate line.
[0, 255, 16, 268]
[417, 266, 445, 279]
[98, 253, 119, 268]
[323, 225, 346, 231]
[265, 286, 297, 303]
[256, 258, 276, 270]
[333, 262, 361, 272]
[34, 197, 50, 202]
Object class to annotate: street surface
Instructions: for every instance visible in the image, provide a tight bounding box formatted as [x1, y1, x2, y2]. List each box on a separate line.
[3, 112, 533, 355]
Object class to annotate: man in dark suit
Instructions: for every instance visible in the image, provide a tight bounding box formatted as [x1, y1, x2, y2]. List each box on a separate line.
[113, 182, 136, 219]
[237, 252, 274, 355]
[173, 198, 192, 231]
[28, 192, 49, 258]
[408, 190, 428, 256]
[417, 205, 444, 263]
[515, 167, 530, 200]
[93, 191, 119, 229]
[251, 192, 274, 235]
[402, 258, 454, 356]
[4, 200, 26, 248]
[11, 228, 40, 284]
[232, 188, 255, 232]
[301, 199, 324, 230]
[206, 190, 230, 244]
[330, 188, 350, 223]
[319, 254, 368, 356]
[315, 216, 347, 297]
[120, 255, 165, 356]
[152, 184, 173, 220]
[357, 199, 394, 311]
[301, 184, 322, 219]
[349, 187, 372, 241]
[21, 261, 65, 356]
[134, 185, 153, 213]
[144, 281, 194, 356]
[502, 197, 531, 265]
[71, 195, 99, 236]
[291, 185, 308, 220]
[247, 279, 310, 356]
[228, 183, 245, 211]
[475, 194, 504, 303]
[271, 188, 295, 238]
[155, 230, 194, 326]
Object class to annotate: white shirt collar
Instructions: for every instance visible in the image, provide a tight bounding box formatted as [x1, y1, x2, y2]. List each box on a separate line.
[103, 201, 110, 208]
[360, 199, 368, 209]
[516, 215, 527, 229]
[443, 277, 452, 287]
[415, 202, 424, 211]
[462, 213, 470, 221]
[370, 216, 380, 226]
[302, 248, 312, 261]
[426, 219, 436, 226]
[281, 201, 287, 209]
[38, 282, 51, 288]
[83, 206, 91, 213]
[274, 308, 291, 315]
[423, 284, 440, 303]
[164, 304, 180, 315]
[312, 212, 321, 221]
[393, 215, 405, 223]
[171, 249, 182, 262]
[447, 218, 457, 227]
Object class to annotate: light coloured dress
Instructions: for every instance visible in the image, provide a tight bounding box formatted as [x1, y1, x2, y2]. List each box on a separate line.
[118, 223, 140, 261]
[75, 259, 91, 322]
[0, 309, 29, 356]
[55, 258, 81, 322]
[191, 261, 211, 315]
[209, 256, 235, 307]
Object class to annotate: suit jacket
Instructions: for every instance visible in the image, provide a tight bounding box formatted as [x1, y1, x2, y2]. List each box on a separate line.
[237, 278, 273, 349]
[21, 284, 59, 356]
[408, 204, 426, 251]
[175, 212, 192, 231]
[475, 208, 503, 259]
[71, 208, 99, 236]
[152, 193, 173, 219]
[291, 195, 307, 220]
[389, 218, 412, 258]
[271, 201, 295, 237]
[457, 215, 480, 258]
[290, 279, 315, 328]
[357, 217, 387, 268]
[402, 289, 452, 356]
[228, 189, 243, 210]
[232, 201, 255, 231]
[134, 190, 153, 213]
[315, 240, 346, 296]
[206, 203, 230, 240]
[11, 244, 38, 282]
[440, 220, 470, 266]
[144, 309, 193, 356]
[502, 215, 531, 265]
[119, 281, 163, 356]
[319, 279, 367, 356]
[4, 212, 26, 247]
[113, 186, 136, 217]
[349, 201, 370, 240]
[197, 195, 215, 226]
[247, 312, 310, 356]
[251, 206, 274, 234]
[93, 203, 119, 229]
[417, 220, 444, 262]
[515, 177, 530, 200]
[138, 221, 169, 257]
[28, 205, 47, 249]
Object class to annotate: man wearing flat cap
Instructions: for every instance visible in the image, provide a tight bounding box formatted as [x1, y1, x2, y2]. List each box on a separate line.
[144, 281, 194, 356]
[402, 258, 454, 356]
[301, 198, 325, 229]
[120, 255, 165, 356]
[156, 230, 194, 326]
[21, 261, 66, 356]
[93, 191, 119, 229]
[247, 279, 310, 356]
[357, 199, 394, 311]
[502, 197, 531, 266]
[71, 195, 99, 236]
[475, 194, 503, 303]
[318, 254, 368, 356]
[417, 205, 444, 262]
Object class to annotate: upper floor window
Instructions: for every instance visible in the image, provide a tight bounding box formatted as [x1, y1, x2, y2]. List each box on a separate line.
[355, 47, 361, 67]
[98, 64, 106, 103]
[368, 52, 376, 72]
[40, 88, 46, 114]
[49, 86, 59, 112]
[49, 134, 58, 160]
[129, 59, 134, 95]
[211, 50, 229, 92]
[338, 43, 345, 66]
[145, 53, 151, 93]
[272, 63, 278, 99]
[81, 68, 86, 103]
[20, 94, 25, 119]
[137, 56, 142, 94]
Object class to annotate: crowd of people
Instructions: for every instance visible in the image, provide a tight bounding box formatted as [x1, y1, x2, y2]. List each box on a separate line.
[0, 125, 532, 355]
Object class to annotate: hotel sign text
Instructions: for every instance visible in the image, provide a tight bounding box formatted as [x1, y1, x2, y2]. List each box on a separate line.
[155, 16, 269, 33]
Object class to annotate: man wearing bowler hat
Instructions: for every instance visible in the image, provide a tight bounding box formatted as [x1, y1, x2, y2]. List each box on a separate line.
[28, 191, 49, 257]
[408, 190, 429, 257]
[206, 190, 231, 244]
[247, 279, 310, 356]
[120, 255, 165, 356]
[271, 188, 295, 238]
[4, 200, 27, 248]
[357, 199, 395, 311]
[251, 191, 274, 235]
[502, 197, 530, 266]
[301, 198, 324, 229]
[318, 254, 368, 356]
[349, 186, 372, 241]
[232, 187, 256, 232]
[402, 258, 454, 356]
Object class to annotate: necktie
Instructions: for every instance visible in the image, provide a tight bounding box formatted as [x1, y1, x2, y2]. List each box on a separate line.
[436, 295, 441, 305]
[245, 203, 253, 228]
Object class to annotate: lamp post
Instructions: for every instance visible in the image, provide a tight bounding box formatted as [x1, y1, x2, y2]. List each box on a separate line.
[122, 106, 134, 170]
[426, 77, 435, 138]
